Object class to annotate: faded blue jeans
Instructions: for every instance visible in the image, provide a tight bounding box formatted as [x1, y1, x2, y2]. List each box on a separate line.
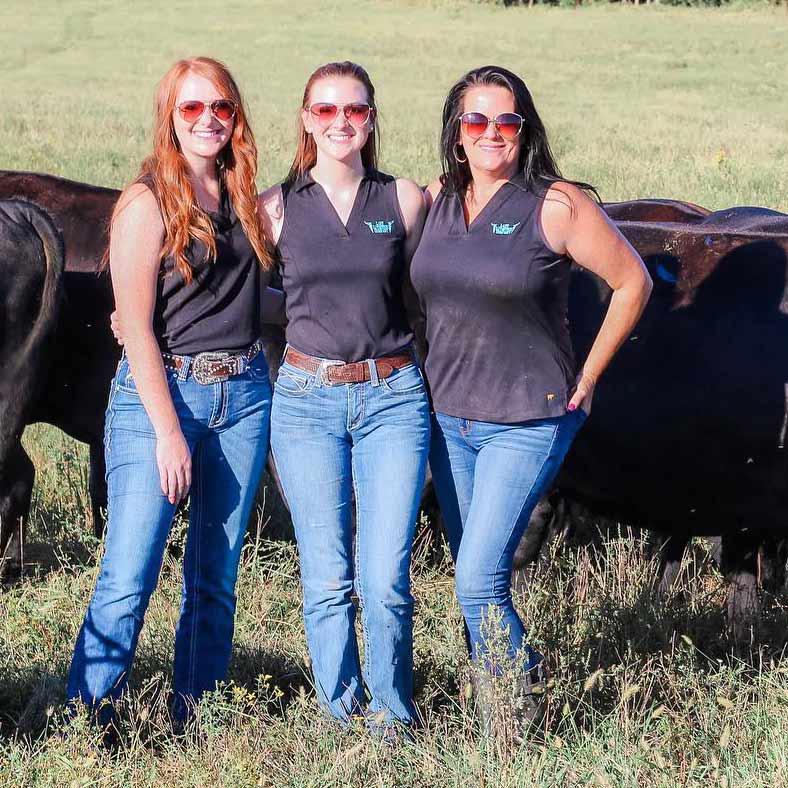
[429, 409, 587, 670]
[270, 356, 430, 725]
[67, 352, 271, 724]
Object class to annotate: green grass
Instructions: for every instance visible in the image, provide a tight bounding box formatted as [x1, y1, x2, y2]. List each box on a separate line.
[1, 1, 788, 208]
[3, 1, 788, 785]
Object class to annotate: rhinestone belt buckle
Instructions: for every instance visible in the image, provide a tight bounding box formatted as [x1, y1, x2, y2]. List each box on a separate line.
[319, 359, 345, 386]
[192, 351, 236, 385]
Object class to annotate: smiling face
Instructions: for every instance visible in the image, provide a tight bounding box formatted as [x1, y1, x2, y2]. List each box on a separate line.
[459, 85, 521, 182]
[172, 71, 234, 167]
[303, 76, 373, 166]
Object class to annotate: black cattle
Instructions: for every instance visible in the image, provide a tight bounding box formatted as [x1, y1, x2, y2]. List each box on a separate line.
[0, 172, 120, 562]
[0, 171, 288, 570]
[4, 169, 787, 643]
[539, 206, 788, 642]
[0, 200, 64, 574]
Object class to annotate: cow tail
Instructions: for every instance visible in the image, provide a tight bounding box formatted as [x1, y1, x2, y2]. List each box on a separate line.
[20, 202, 64, 365]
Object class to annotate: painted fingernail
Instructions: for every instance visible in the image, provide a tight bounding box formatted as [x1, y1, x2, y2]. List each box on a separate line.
[567, 403, 577, 412]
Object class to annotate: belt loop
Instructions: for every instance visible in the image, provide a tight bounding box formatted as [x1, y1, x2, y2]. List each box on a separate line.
[179, 354, 191, 382]
[367, 358, 380, 387]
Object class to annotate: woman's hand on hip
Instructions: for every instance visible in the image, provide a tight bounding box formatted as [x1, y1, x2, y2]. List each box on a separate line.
[568, 370, 597, 416]
[156, 429, 192, 504]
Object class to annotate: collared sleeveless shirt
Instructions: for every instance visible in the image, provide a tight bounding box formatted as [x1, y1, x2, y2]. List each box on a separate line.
[140, 175, 269, 356]
[410, 173, 576, 423]
[276, 169, 413, 363]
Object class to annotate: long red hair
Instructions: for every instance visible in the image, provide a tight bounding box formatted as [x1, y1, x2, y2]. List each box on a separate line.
[286, 61, 379, 185]
[113, 56, 272, 282]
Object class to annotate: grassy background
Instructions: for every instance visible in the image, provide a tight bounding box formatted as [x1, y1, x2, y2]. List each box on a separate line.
[1, 0, 787, 207]
[3, 1, 788, 785]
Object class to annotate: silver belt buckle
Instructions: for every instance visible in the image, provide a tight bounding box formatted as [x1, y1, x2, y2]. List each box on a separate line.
[319, 359, 344, 386]
[192, 351, 232, 385]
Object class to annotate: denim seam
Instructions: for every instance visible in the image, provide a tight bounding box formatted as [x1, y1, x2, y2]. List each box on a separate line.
[208, 382, 220, 427]
[104, 383, 118, 455]
[217, 382, 229, 427]
[486, 420, 561, 654]
[186, 444, 204, 693]
[351, 455, 372, 691]
[347, 384, 365, 432]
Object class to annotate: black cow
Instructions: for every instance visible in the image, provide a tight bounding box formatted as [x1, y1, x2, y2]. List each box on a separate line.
[0, 171, 288, 571]
[543, 206, 788, 641]
[3, 170, 787, 643]
[0, 200, 64, 573]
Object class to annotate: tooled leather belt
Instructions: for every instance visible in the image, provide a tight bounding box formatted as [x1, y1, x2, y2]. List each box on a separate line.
[284, 347, 413, 385]
[162, 339, 264, 385]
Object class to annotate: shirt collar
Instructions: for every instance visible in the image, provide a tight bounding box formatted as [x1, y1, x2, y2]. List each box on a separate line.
[292, 168, 375, 193]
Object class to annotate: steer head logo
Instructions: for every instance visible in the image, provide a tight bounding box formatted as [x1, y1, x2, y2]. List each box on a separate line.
[364, 220, 394, 234]
[491, 221, 521, 235]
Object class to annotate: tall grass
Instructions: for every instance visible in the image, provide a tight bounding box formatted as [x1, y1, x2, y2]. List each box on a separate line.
[3, 428, 788, 786]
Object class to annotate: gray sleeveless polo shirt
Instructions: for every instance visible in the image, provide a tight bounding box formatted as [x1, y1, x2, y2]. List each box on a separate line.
[410, 174, 576, 423]
[276, 169, 413, 363]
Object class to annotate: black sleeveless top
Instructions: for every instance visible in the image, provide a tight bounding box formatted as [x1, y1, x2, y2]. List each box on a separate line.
[276, 169, 412, 362]
[140, 175, 269, 355]
[410, 174, 576, 423]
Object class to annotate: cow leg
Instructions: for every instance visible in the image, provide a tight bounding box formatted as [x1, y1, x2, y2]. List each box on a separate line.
[757, 535, 787, 594]
[655, 533, 691, 597]
[512, 494, 567, 593]
[719, 531, 760, 647]
[88, 439, 107, 538]
[0, 441, 35, 581]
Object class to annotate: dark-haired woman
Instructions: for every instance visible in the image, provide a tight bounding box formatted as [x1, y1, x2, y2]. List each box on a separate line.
[68, 57, 276, 727]
[410, 66, 652, 722]
[259, 62, 429, 731]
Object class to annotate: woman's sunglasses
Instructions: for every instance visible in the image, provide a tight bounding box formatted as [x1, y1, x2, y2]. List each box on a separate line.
[460, 111, 524, 142]
[308, 102, 374, 128]
[176, 99, 237, 124]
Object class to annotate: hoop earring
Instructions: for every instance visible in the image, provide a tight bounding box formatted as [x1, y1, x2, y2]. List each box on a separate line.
[453, 143, 467, 164]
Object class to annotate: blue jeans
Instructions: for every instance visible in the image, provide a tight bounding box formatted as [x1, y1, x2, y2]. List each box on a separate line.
[270, 357, 430, 725]
[67, 352, 271, 724]
[429, 409, 587, 670]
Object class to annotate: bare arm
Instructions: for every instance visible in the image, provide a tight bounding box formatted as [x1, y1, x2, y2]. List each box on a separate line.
[396, 178, 428, 341]
[110, 183, 190, 503]
[258, 185, 284, 246]
[541, 182, 653, 413]
[257, 186, 287, 326]
[396, 177, 427, 263]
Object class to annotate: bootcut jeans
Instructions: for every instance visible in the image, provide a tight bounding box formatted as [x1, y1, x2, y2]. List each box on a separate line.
[429, 408, 587, 670]
[270, 355, 430, 726]
[67, 351, 271, 725]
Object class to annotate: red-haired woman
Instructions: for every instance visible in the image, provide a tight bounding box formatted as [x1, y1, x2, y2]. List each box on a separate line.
[67, 57, 276, 727]
[259, 62, 429, 732]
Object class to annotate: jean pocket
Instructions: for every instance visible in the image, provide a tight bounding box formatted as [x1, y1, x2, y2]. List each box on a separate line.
[273, 365, 314, 397]
[380, 364, 425, 395]
[115, 365, 177, 396]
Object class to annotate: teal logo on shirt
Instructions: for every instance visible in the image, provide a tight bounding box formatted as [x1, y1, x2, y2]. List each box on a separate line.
[491, 221, 520, 235]
[364, 220, 394, 234]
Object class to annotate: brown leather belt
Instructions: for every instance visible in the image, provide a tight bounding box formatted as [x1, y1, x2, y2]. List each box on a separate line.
[162, 339, 264, 385]
[284, 347, 413, 385]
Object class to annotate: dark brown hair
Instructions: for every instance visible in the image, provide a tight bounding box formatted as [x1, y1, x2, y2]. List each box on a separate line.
[440, 65, 599, 202]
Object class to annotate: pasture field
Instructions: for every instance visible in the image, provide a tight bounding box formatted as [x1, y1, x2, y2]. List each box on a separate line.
[2, 0, 788, 785]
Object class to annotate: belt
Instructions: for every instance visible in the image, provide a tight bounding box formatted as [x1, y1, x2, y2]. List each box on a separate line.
[284, 347, 413, 385]
[162, 339, 264, 385]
